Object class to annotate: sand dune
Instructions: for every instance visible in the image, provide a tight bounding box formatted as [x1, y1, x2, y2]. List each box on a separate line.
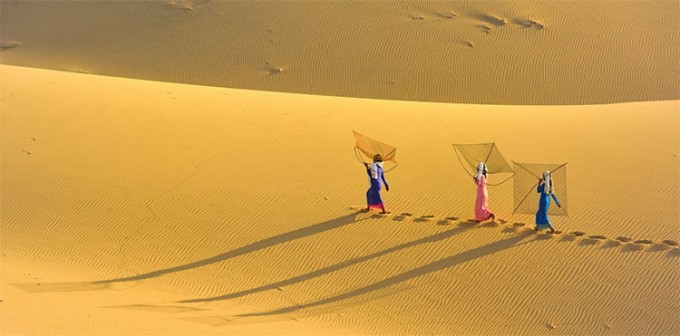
[1, 65, 678, 335]
[1, 1, 678, 105]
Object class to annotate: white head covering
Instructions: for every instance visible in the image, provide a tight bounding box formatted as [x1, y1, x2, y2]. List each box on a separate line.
[542, 171, 552, 194]
[476, 162, 487, 181]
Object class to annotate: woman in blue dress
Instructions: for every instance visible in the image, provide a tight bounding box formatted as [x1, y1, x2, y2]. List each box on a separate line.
[364, 154, 390, 214]
[536, 171, 561, 233]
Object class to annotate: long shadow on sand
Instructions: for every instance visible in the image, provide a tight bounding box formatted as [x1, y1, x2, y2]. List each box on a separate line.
[236, 229, 535, 318]
[17, 211, 364, 292]
[180, 221, 479, 303]
[94, 211, 364, 284]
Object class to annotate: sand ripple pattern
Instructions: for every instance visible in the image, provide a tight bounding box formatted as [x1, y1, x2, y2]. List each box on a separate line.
[1, 1, 678, 104]
[2, 66, 678, 335]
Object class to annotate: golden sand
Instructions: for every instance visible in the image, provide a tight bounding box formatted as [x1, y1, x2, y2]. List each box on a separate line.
[1, 0, 679, 335]
[1, 1, 678, 104]
[1, 65, 678, 335]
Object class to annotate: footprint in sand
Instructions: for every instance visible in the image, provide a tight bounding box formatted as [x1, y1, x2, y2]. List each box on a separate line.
[1, 40, 21, 51]
[560, 234, 576, 242]
[167, 0, 194, 11]
[514, 18, 544, 30]
[663, 240, 679, 247]
[616, 236, 632, 243]
[580, 238, 604, 246]
[436, 11, 457, 19]
[622, 243, 645, 252]
[414, 215, 435, 223]
[588, 235, 607, 240]
[667, 248, 680, 258]
[646, 244, 670, 253]
[572, 231, 586, 237]
[436, 219, 450, 226]
[513, 223, 526, 227]
[458, 221, 477, 228]
[601, 240, 622, 249]
[480, 14, 506, 26]
[393, 213, 413, 222]
[463, 40, 475, 48]
[527, 20, 544, 30]
[478, 25, 492, 34]
[446, 216, 459, 221]
[634, 239, 654, 245]
[268, 66, 285, 75]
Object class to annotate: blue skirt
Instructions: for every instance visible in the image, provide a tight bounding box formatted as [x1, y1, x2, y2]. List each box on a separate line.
[535, 193, 551, 228]
[366, 180, 384, 209]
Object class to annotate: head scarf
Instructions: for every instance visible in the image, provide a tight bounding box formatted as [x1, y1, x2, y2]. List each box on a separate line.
[368, 154, 384, 179]
[542, 171, 553, 194]
[476, 162, 487, 181]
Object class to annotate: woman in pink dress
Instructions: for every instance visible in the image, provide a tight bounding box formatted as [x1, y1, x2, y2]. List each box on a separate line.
[474, 162, 495, 222]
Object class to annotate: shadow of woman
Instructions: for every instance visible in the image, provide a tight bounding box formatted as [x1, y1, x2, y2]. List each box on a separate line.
[235, 229, 536, 318]
[180, 221, 479, 303]
[16, 211, 364, 292]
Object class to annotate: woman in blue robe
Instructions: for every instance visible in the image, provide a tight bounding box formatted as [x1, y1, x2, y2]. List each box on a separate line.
[536, 171, 561, 233]
[364, 154, 389, 214]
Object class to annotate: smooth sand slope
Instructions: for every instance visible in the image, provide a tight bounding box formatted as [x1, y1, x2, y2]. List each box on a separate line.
[1, 0, 678, 105]
[1, 65, 679, 335]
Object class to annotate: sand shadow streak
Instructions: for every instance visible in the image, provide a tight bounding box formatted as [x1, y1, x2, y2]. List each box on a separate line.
[237, 229, 535, 318]
[180, 221, 479, 303]
[92, 211, 363, 284]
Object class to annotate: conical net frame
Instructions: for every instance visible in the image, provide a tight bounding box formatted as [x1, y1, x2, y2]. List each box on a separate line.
[513, 161, 568, 216]
[453, 143, 514, 175]
[353, 131, 397, 163]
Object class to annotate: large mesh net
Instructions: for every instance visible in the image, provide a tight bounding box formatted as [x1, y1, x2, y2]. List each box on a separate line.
[513, 161, 568, 216]
[353, 131, 397, 163]
[452, 143, 514, 176]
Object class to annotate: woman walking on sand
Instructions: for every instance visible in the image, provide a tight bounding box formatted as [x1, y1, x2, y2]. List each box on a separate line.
[474, 162, 495, 222]
[364, 154, 390, 214]
[536, 171, 561, 233]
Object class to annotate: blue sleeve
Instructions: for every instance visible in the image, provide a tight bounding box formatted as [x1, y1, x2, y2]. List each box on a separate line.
[381, 173, 388, 188]
[366, 167, 372, 177]
[551, 193, 561, 207]
[537, 183, 543, 193]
